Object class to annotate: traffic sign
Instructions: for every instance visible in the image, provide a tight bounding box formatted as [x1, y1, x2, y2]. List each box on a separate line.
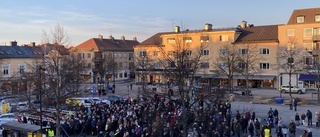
[93, 87, 97, 94]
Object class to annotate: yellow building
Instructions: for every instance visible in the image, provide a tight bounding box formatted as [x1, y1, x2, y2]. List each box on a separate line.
[278, 8, 320, 89]
[74, 35, 139, 84]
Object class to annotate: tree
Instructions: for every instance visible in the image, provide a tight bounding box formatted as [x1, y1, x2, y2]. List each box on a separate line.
[277, 39, 306, 98]
[236, 43, 263, 95]
[213, 44, 238, 93]
[39, 24, 84, 136]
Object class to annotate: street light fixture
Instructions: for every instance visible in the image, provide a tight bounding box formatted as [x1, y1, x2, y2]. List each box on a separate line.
[38, 66, 46, 135]
[312, 50, 320, 104]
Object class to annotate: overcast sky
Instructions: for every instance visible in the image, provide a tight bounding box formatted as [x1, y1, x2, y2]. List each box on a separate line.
[0, 0, 319, 46]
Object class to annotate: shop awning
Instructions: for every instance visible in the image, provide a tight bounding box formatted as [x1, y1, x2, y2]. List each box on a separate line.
[298, 74, 319, 81]
[1, 121, 41, 133]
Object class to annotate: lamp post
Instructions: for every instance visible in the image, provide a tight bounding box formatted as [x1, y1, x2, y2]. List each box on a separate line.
[312, 50, 320, 104]
[38, 66, 46, 134]
[127, 85, 129, 97]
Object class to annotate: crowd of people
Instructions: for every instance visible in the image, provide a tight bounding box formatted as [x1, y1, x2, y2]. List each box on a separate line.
[13, 94, 320, 137]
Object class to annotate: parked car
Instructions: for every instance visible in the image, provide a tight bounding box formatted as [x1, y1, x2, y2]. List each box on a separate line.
[65, 98, 92, 108]
[103, 95, 127, 104]
[0, 113, 17, 122]
[16, 102, 28, 111]
[90, 97, 111, 105]
[279, 85, 306, 94]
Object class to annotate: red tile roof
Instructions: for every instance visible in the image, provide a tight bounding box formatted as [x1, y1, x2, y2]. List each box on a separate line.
[287, 8, 320, 25]
[74, 38, 140, 52]
[235, 25, 279, 43]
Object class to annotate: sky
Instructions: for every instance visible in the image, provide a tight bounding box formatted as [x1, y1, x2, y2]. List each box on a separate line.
[1, 0, 320, 47]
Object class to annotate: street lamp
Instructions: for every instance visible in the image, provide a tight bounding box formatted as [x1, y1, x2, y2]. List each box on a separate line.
[312, 50, 320, 104]
[38, 66, 46, 134]
[127, 85, 129, 97]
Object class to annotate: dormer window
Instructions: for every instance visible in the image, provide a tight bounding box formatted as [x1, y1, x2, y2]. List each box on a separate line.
[316, 15, 320, 22]
[297, 16, 305, 23]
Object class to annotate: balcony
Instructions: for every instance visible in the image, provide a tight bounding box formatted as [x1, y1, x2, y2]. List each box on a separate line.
[312, 35, 320, 41]
[92, 58, 104, 62]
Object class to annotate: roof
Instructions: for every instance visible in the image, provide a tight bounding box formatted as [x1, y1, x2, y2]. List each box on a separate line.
[0, 45, 41, 59]
[287, 8, 320, 25]
[140, 28, 239, 46]
[1, 121, 41, 133]
[74, 38, 140, 52]
[235, 25, 279, 43]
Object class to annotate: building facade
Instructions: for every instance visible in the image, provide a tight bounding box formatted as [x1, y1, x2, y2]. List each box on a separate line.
[74, 35, 139, 85]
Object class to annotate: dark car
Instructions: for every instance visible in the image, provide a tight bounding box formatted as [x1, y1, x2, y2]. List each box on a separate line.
[103, 95, 127, 104]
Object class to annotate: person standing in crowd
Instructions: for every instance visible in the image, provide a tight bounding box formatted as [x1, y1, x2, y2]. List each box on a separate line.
[233, 120, 241, 137]
[289, 120, 296, 136]
[289, 98, 293, 110]
[254, 118, 261, 137]
[317, 112, 320, 128]
[301, 112, 306, 124]
[295, 113, 300, 126]
[248, 120, 254, 137]
[307, 110, 312, 126]
[293, 97, 298, 111]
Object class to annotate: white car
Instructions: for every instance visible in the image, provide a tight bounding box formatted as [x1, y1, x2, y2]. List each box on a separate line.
[16, 102, 28, 111]
[90, 97, 111, 105]
[0, 113, 17, 122]
[280, 85, 306, 94]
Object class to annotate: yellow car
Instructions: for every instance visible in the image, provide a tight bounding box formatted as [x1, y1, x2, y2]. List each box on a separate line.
[65, 98, 81, 106]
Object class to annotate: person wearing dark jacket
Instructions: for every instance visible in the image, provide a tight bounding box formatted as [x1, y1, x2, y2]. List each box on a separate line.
[248, 121, 254, 137]
[306, 110, 312, 126]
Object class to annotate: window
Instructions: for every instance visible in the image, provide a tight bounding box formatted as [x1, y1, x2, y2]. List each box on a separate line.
[129, 53, 134, 60]
[297, 16, 305, 23]
[119, 73, 123, 78]
[183, 37, 192, 43]
[219, 35, 228, 41]
[124, 62, 127, 68]
[287, 29, 294, 36]
[87, 53, 91, 58]
[200, 62, 209, 68]
[2, 65, 9, 77]
[168, 61, 175, 68]
[219, 63, 228, 68]
[305, 57, 313, 65]
[287, 43, 295, 50]
[18, 64, 25, 74]
[114, 62, 118, 69]
[114, 53, 118, 58]
[314, 28, 320, 36]
[219, 49, 229, 56]
[87, 63, 91, 68]
[129, 62, 134, 69]
[314, 43, 320, 50]
[259, 63, 270, 70]
[201, 50, 209, 56]
[123, 53, 127, 58]
[316, 15, 320, 22]
[154, 62, 160, 68]
[303, 28, 313, 37]
[200, 36, 209, 42]
[167, 38, 175, 44]
[168, 51, 175, 56]
[119, 62, 122, 68]
[238, 49, 248, 55]
[259, 48, 270, 55]
[119, 53, 122, 58]
[139, 51, 146, 57]
[186, 50, 192, 56]
[303, 43, 313, 51]
[238, 63, 247, 69]
[153, 51, 159, 56]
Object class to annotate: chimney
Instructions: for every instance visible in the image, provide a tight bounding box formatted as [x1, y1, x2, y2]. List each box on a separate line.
[29, 42, 36, 46]
[108, 35, 114, 40]
[10, 41, 17, 46]
[204, 23, 213, 31]
[175, 26, 180, 33]
[241, 20, 247, 28]
[120, 35, 125, 40]
[133, 37, 137, 41]
[98, 34, 103, 39]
